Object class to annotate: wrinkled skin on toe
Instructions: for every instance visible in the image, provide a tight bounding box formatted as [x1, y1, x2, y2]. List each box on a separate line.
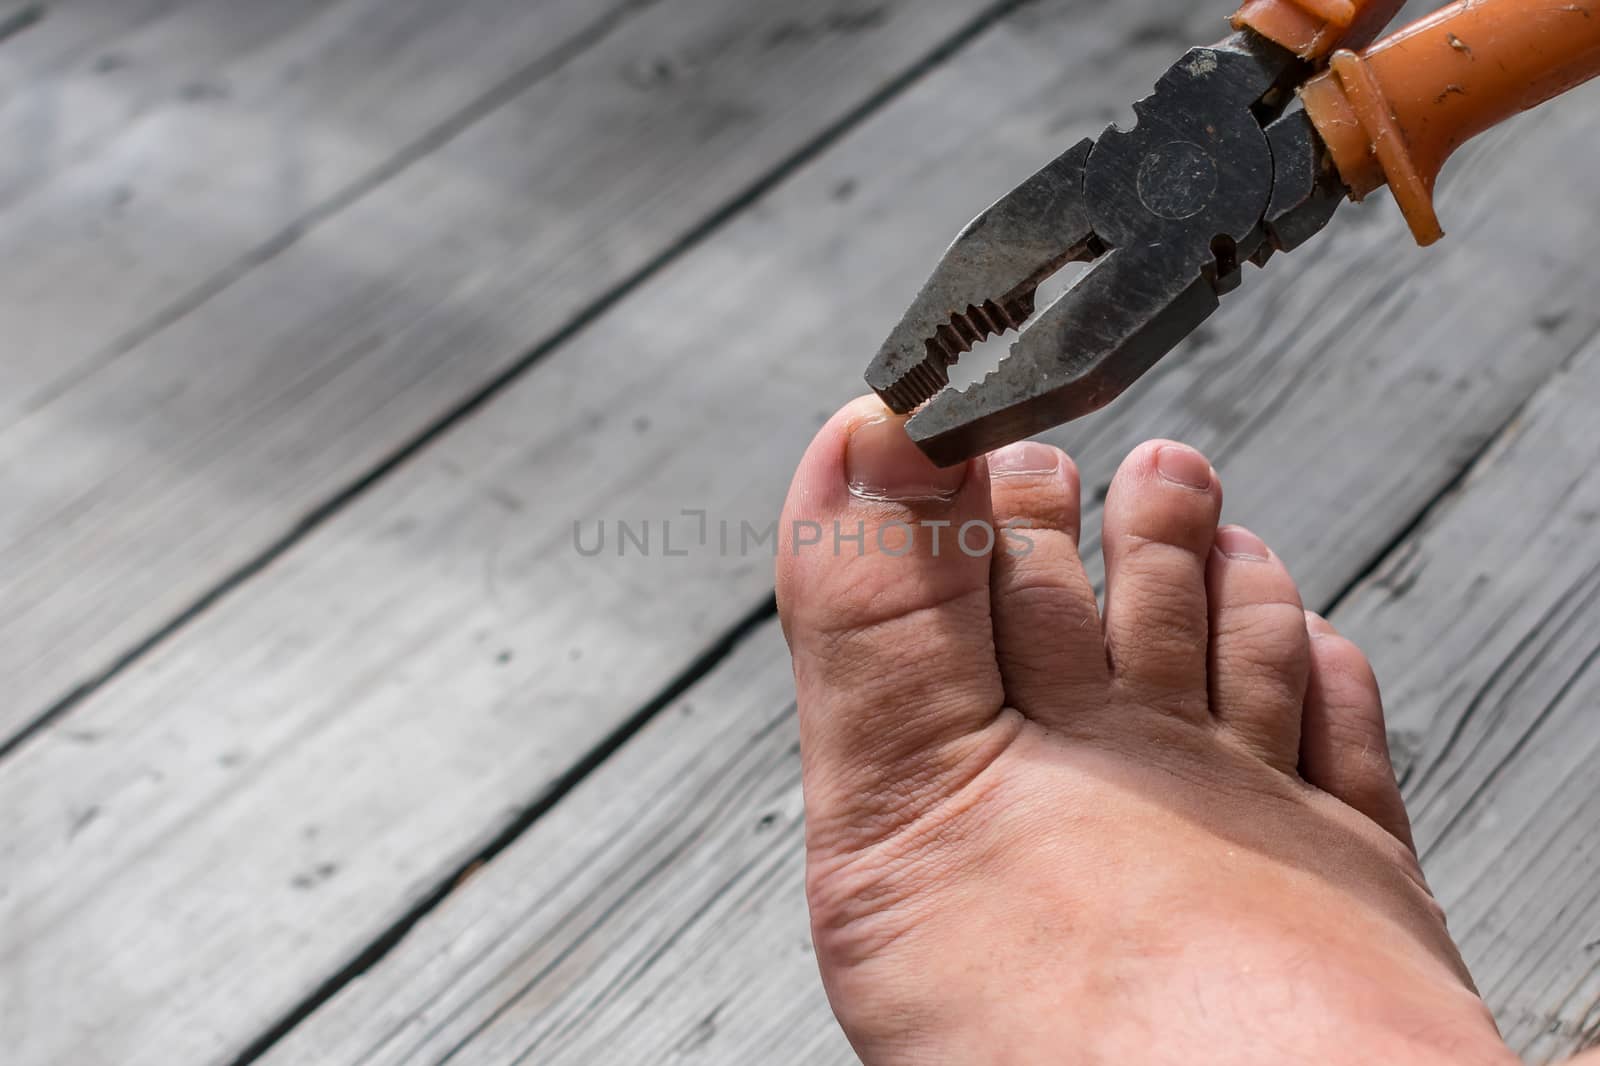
[777, 398, 1517, 1066]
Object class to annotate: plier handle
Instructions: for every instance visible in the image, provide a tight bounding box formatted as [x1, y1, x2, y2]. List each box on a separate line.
[869, 0, 1600, 466]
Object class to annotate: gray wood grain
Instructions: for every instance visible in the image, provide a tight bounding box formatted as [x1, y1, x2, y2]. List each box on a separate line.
[5, 2, 1599, 1065]
[259, 623, 844, 1066]
[0, 0, 320, 211]
[0, 0, 669, 391]
[0, 0, 1003, 746]
[259, 345, 1600, 1066]
[1330, 334, 1600, 1062]
[0, 0, 683, 420]
[0, 0, 192, 87]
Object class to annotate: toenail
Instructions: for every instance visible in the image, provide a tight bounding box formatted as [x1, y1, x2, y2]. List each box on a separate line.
[1215, 526, 1270, 561]
[1155, 444, 1213, 491]
[989, 441, 1061, 479]
[846, 415, 969, 502]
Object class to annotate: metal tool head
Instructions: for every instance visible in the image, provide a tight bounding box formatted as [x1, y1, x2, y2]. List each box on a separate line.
[864, 138, 1103, 415]
[867, 32, 1345, 467]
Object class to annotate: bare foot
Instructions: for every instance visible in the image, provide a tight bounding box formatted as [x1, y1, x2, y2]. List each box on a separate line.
[776, 398, 1518, 1066]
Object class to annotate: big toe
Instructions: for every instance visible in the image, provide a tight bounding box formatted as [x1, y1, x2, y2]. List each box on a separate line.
[777, 398, 1015, 844]
[1100, 441, 1222, 718]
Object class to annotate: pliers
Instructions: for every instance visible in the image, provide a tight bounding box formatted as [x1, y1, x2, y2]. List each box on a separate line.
[868, 0, 1600, 466]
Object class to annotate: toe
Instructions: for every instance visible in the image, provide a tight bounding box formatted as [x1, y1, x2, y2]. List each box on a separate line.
[1206, 526, 1310, 771]
[987, 442, 1108, 724]
[1300, 612, 1416, 852]
[1101, 441, 1222, 717]
[777, 398, 1014, 841]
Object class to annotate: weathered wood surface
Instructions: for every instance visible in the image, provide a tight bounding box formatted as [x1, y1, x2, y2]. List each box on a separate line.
[260, 624, 848, 1066]
[0, 4, 42, 47]
[263, 341, 1600, 1066]
[0, 0, 1005, 746]
[4, 2, 1599, 1065]
[0, 0, 202, 104]
[0, 0, 327, 211]
[1, 0, 645, 411]
[1336, 334, 1600, 1061]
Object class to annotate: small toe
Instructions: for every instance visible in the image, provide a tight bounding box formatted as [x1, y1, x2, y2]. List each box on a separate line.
[987, 442, 1108, 724]
[1206, 526, 1310, 771]
[778, 398, 1014, 840]
[1101, 441, 1222, 716]
[1300, 612, 1416, 852]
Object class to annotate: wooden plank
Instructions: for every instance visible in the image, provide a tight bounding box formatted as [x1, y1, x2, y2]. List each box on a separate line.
[0, 0, 1006, 746]
[261, 343, 1600, 1065]
[0, 0, 186, 81]
[0, 0, 664, 419]
[257, 624, 851, 1066]
[1328, 333, 1600, 1062]
[5, 2, 1599, 1064]
[0, 0, 314, 211]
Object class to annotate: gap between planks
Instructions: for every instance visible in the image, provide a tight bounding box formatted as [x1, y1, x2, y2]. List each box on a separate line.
[1319, 318, 1600, 621]
[225, 595, 777, 1066]
[0, 4, 44, 46]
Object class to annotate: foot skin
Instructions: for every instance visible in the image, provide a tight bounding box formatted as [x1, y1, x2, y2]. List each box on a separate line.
[777, 399, 1517, 1066]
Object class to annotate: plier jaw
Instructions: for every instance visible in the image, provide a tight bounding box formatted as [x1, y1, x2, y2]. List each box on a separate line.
[867, 31, 1340, 466]
[864, 139, 1104, 417]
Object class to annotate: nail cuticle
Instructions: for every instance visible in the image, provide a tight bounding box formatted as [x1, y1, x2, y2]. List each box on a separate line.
[1214, 527, 1270, 562]
[847, 483, 962, 504]
[989, 442, 1062, 480]
[990, 460, 1060, 480]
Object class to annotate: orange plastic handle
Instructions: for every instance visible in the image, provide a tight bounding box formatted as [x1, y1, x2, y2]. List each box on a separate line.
[1300, 0, 1600, 245]
[1232, 0, 1409, 58]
